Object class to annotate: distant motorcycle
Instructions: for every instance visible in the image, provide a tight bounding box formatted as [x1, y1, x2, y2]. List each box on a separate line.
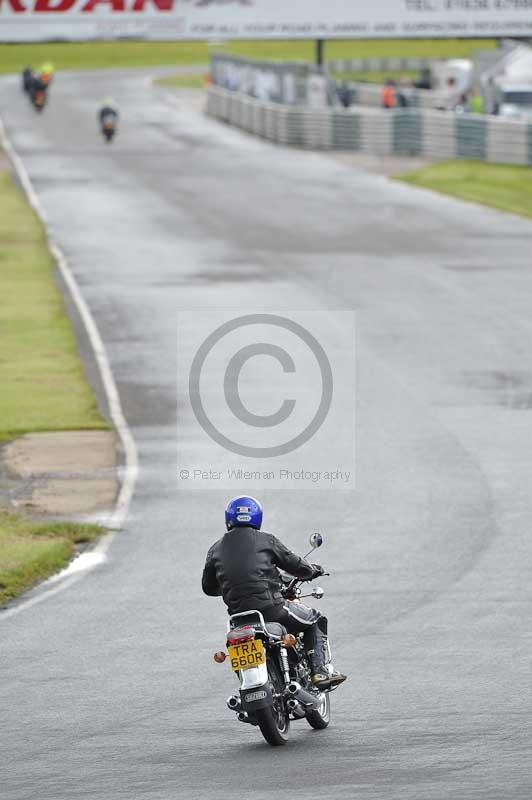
[23, 68, 51, 112]
[31, 83, 47, 112]
[214, 532, 336, 747]
[99, 107, 118, 143]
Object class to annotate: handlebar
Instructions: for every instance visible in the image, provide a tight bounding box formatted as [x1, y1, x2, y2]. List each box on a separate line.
[280, 571, 330, 600]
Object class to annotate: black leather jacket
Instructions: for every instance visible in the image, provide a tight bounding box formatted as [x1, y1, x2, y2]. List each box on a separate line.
[202, 527, 314, 614]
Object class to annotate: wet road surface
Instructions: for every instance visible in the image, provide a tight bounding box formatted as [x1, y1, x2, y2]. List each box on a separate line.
[1, 68, 532, 800]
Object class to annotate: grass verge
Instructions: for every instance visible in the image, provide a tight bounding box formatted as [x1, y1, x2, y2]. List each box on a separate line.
[0, 164, 108, 442]
[0, 511, 104, 607]
[0, 158, 110, 604]
[0, 38, 496, 75]
[396, 160, 532, 220]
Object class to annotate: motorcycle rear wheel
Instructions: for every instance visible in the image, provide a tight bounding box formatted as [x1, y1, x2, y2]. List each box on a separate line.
[256, 659, 290, 746]
[255, 704, 290, 746]
[306, 691, 330, 729]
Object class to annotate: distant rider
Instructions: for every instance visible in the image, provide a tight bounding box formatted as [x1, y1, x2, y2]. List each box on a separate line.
[202, 495, 347, 690]
[98, 97, 119, 127]
[37, 62, 55, 86]
[22, 67, 33, 93]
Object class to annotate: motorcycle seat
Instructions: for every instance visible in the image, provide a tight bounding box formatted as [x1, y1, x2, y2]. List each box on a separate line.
[265, 622, 286, 637]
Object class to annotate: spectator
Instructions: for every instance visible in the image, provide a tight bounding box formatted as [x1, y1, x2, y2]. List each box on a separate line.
[415, 66, 432, 90]
[485, 77, 499, 115]
[381, 79, 396, 109]
[454, 92, 469, 113]
[396, 75, 412, 108]
[338, 81, 353, 109]
[469, 89, 485, 114]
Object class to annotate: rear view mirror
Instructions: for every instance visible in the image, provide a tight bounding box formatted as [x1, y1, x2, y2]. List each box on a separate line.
[309, 532, 323, 549]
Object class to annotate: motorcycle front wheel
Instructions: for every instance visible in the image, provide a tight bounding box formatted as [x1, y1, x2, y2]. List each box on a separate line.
[306, 691, 330, 729]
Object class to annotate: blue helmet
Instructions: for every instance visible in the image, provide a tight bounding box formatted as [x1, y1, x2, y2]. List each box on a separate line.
[225, 496, 263, 530]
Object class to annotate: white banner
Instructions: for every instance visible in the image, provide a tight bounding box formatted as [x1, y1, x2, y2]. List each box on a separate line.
[2, 0, 532, 43]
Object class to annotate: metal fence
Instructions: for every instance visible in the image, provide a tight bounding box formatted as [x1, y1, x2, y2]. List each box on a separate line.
[210, 54, 448, 110]
[206, 86, 532, 166]
[327, 57, 432, 73]
[211, 53, 310, 105]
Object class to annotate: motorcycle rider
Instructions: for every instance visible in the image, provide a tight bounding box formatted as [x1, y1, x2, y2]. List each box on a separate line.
[98, 97, 119, 129]
[27, 68, 50, 105]
[22, 67, 33, 93]
[202, 495, 347, 690]
[37, 62, 54, 86]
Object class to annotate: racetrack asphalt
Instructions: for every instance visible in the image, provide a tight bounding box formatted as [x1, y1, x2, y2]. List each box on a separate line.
[1, 68, 532, 800]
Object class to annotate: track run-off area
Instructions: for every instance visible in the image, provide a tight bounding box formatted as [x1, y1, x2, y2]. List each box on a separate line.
[1, 68, 532, 799]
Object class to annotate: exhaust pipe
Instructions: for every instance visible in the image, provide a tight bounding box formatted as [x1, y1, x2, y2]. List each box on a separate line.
[227, 695, 241, 712]
[287, 682, 320, 710]
[237, 710, 258, 726]
[287, 698, 306, 719]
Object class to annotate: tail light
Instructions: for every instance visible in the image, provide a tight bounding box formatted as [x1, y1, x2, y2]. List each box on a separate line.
[213, 651, 227, 663]
[227, 626, 256, 645]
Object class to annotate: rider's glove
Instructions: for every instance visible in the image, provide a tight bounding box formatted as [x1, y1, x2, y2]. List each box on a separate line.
[310, 563, 324, 579]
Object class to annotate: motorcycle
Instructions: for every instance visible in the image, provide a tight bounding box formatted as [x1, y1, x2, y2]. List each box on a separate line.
[213, 532, 337, 746]
[31, 87, 47, 112]
[24, 68, 51, 112]
[100, 112, 117, 143]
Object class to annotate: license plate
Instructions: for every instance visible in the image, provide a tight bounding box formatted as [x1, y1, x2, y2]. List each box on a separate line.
[228, 638, 265, 672]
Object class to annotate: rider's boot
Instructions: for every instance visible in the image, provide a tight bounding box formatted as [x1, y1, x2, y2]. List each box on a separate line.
[305, 624, 347, 690]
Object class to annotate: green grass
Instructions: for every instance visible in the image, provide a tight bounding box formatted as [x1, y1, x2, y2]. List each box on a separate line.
[0, 167, 108, 441]
[332, 69, 418, 84]
[0, 38, 496, 75]
[0, 164, 110, 604]
[155, 73, 207, 89]
[0, 511, 104, 606]
[396, 160, 532, 219]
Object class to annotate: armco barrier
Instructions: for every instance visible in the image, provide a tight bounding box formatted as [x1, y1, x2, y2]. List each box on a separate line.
[206, 86, 532, 166]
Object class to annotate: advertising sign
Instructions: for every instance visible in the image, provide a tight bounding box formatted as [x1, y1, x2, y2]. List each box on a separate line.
[2, 0, 532, 43]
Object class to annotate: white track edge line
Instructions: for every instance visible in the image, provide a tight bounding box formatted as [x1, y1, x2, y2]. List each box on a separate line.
[0, 116, 139, 619]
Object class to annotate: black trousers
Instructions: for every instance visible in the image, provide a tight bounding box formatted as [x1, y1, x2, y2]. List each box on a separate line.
[264, 601, 328, 670]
